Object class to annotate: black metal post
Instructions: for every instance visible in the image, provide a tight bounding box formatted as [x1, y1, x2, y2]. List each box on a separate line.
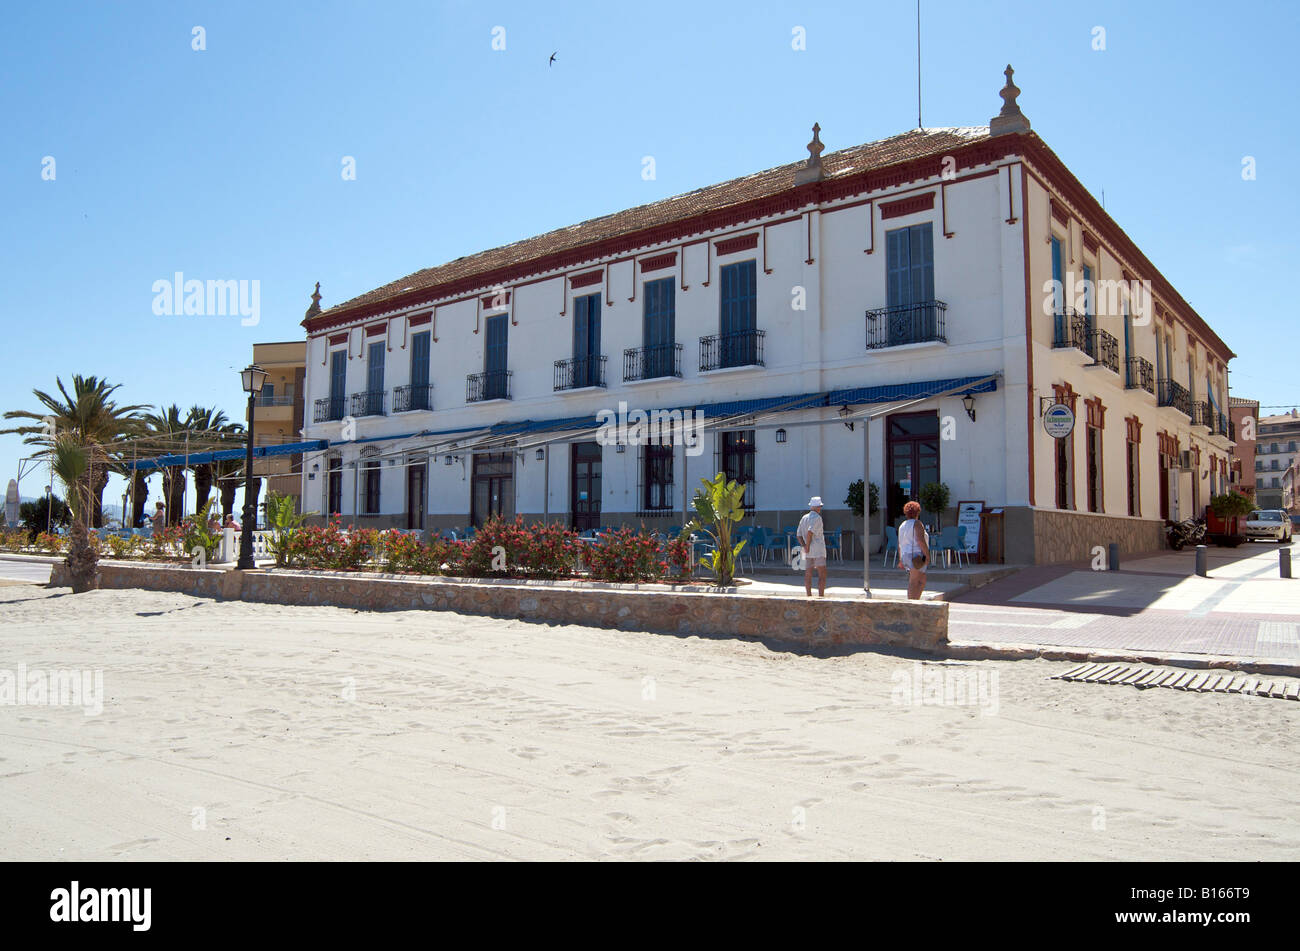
[237, 391, 257, 570]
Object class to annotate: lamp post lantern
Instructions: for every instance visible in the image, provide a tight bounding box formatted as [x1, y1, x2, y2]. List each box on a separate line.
[238, 364, 269, 570]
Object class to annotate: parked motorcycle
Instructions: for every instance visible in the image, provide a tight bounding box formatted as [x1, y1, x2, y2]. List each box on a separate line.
[1166, 516, 1206, 551]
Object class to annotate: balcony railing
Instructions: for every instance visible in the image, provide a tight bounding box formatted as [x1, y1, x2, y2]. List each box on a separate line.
[1157, 378, 1191, 417]
[256, 393, 294, 407]
[554, 355, 607, 391]
[1088, 329, 1119, 372]
[700, 329, 765, 371]
[865, 300, 948, 350]
[1125, 356, 1154, 394]
[1052, 310, 1087, 351]
[1192, 401, 1212, 429]
[1216, 412, 1230, 437]
[393, 383, 434, 413]
[350, 390, 386, 417]
[467, 369, 512, 402]
[313, 396, 346, 423]
[623, 343, 683, 382]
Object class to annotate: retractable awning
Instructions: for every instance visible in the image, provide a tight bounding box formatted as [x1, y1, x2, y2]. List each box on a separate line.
[124, 439, 330, 472]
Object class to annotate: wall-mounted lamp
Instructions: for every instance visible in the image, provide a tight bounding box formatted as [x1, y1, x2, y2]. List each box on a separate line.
[444, 454, 460, 466]
[839, 404, 854, 432]
[962, 392, 977, 422]
[311, 463, 320, 472]
[775, 428, 787, 444]
[615, 443, 626, 453]
[535, 448, 545, 461]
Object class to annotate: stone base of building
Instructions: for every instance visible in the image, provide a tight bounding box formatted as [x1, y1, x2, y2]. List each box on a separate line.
[50, 561, 948, 653]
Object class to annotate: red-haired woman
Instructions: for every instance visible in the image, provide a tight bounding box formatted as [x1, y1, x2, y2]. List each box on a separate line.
[898, 500, 930, 600]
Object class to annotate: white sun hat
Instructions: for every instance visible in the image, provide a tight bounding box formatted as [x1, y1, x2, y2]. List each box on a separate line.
[808, 496, 823, 507]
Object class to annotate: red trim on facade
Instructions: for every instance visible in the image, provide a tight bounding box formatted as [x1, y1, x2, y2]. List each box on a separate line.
[1050, 197, 1069, 224]
[1125, 414, 1142, 443]
[1085, 396, 1106, 429]
[1082, 229, 1099, 255]
[481, 290, 511, 309]
[1052, 381, 1080, 412]
[880, 191, 935, 220]
[570, 269, 603, 289]
[328, 333, 347, 346]
[365, 324, 386, 337]
[639, 252, 677, 273]
[1021, 165, 1034, 508]
[715, 233, 758, 256]
[408, 313, 431, 327]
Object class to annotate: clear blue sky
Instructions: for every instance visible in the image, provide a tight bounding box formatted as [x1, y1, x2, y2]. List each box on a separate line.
[3, 0, 1297, 508]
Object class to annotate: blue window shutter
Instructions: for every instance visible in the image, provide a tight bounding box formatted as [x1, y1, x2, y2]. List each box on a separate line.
[1051, 237, 1063, 313]
[485, 314, 508, 373]
[411, 331, 430, 387]
[329, 350, 346, 403]
[1082, 264, 1094, 333]
[367, 341, 385, 393]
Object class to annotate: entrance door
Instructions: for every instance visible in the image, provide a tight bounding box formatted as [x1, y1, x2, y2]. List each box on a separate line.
[470, 453, 514, 527]
[406, 462, 426, 530]
[571, 442, 602, 531]
[886, 412, 940, 525]
[1159, 455, 1171, 520]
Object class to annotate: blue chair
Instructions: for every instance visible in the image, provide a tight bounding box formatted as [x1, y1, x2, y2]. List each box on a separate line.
[932, 526, 960, 567]
[759, 526, 788, 563]
[883, 526, 899, 567]
[953, 525, 971, 566]
[824, 529, 843, 561]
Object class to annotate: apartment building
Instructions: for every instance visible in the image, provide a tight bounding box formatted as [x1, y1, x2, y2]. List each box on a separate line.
[1228, 396, 1259, 500]
[250, 339, 307, 511]
[1255, 409, 1300, 509]
[298, 67, 1234, 564]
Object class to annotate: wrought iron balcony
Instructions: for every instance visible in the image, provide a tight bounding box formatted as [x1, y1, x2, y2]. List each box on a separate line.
[393, 383, 434, 413]
[314, 396, 346, 423]
[467, 369, 512, 402]
[1157, 378, 1191, 417]
[554, 355, 607, 391]
[700, 329, 765, 371]
[1214, 412, 1230, 437]
[1125, 356, 1154, 394]
[1052, 309, 1087, 351]
[1192, 401, 1212, 429]
[350, 390, 386, 417]
[623, 343, 683, 382]
[865, 300, 947, 350]
[1088, 329, 1119, 372]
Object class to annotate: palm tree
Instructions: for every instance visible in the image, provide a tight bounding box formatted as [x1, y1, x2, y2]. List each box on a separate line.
[50, 434, 98, 592]
[2, 375, 147, 528]
[185, 406, 233, 511]
[211, 422, 247, 519]
[140, 405, 190, 525]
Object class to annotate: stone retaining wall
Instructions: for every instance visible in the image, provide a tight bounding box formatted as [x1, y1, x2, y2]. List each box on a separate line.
[49, 562, 947, 652]
[1029, 508, 1165, 565]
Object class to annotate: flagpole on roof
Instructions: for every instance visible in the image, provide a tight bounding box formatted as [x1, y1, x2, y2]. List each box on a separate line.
[916, 0, 923, 130]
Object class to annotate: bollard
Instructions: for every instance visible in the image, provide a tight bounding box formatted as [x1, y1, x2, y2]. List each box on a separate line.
[1195, 545, 1207, 578]
[1108, 542, 1119, 571]
[1282, 548, 1293, 580]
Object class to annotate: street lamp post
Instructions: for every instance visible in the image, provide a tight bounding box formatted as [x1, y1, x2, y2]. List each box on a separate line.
[238, 364, 269, 570]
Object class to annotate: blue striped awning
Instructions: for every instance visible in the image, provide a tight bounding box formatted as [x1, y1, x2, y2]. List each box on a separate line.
[124, 439, 329, 472]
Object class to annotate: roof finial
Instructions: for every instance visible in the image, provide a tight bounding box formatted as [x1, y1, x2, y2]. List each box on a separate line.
[304, 281, 322, 319]
[795, 123, 825, 184]
[990, 64, 1030, 136]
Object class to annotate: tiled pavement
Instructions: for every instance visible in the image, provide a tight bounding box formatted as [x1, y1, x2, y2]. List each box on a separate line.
[949, 542, 1300, 661]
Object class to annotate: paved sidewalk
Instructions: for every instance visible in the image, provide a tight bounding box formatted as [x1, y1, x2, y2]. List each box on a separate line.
[949, 541, 1299, 662]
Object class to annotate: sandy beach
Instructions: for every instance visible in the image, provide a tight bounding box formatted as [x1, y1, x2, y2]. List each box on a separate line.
[0, 582, 1296, 861]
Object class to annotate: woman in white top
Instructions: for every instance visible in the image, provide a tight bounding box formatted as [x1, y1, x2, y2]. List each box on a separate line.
[897, 500, 930, 601]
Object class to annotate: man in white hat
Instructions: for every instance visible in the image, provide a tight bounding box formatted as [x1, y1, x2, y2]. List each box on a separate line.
[798, 496, 828, 597]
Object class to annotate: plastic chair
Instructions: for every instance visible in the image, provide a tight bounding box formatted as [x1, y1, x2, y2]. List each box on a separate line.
[954, 525, 971, 567]
[759, 527, 788, 563]
[824, 529, 843, 561]
[932, 526, 960, 567]
[883, 526, 899, 567]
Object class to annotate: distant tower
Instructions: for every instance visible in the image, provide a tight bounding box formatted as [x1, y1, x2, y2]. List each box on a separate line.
[989, 64, 1031, 136]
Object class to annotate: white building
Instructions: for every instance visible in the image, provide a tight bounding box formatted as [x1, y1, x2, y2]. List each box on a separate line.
[298, 67, 1235, 565]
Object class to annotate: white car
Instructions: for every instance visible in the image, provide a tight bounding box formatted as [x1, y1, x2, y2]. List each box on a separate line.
[1244, 510, 1293, 543]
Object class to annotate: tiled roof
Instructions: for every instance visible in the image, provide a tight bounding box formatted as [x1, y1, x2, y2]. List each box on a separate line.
[316, 127, 990, 321]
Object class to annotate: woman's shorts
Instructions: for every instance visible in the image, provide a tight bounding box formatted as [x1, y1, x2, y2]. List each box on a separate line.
[806, 555, 827, 568]
[902, 552, 927, 572]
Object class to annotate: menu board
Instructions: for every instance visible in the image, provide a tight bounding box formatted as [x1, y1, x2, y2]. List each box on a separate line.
[957, 501, 984, 554]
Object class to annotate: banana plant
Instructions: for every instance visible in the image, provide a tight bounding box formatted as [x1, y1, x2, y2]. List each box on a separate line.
[265, 491, 317, 567]
[683, 471, 748, 586]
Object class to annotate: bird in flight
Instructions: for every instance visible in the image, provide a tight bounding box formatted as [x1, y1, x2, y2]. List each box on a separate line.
[548, 51, 557, 67]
